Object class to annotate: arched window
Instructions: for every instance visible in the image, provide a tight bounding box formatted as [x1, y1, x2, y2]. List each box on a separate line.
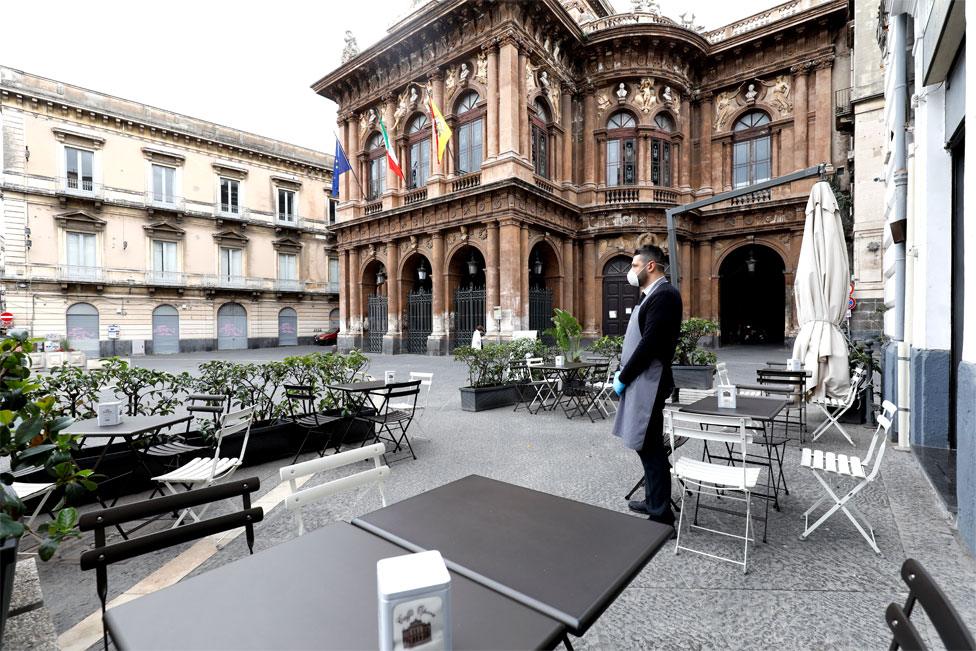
[606, 111, 637, 186]
[531, 98, 551, 179]
[329, 308, 340, 331]
[455, 91, 483, 175]
[650, 112, 675, 187]
[407, 113, 430, 190]
[366, 132, 385, 200]
[732, 111, 771, 188]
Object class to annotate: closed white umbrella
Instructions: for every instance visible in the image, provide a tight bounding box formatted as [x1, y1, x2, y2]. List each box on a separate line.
[792, 181, 851, 400]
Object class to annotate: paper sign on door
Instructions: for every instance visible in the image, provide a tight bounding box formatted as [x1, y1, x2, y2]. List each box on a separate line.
[608, 310, 617, 319]
[625, 307, 633, 315]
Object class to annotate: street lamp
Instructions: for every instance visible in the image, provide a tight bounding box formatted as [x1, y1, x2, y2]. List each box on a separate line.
[466, 252, 479, 276]
[532, 252, 543, 276]
[417, 260, 429, 281]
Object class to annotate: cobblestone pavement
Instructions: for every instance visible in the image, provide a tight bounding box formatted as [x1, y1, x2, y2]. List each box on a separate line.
[32, 345, 975, 650]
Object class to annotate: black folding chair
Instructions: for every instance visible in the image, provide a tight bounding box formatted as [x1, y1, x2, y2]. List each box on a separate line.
[144, 394, 226, 466]
[284, 384, 344, 463]
[79, 477, 264, 651]
[887, 558, 975, 651]
[360, 380, 421, 462]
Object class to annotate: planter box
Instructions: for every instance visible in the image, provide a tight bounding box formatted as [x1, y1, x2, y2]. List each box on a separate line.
[460, 385, 520, 412]
[672, 365, 715, 390]
[1, 536, 17, 642]
[838, 388, 869, 424]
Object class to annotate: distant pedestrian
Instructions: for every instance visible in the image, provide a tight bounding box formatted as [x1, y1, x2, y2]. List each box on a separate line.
[610, 244, 683, 529]
[471, 325, 486, 350]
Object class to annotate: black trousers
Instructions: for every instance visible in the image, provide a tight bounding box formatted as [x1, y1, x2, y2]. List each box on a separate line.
[636, 388, 674, 524]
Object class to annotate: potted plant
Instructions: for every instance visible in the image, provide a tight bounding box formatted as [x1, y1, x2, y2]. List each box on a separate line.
[1, 333, 96, 639]
[839, 340, 881, 424]
[454, 343, 521, 412]
[672, 318, 719, 390]
[545, 309, 583, 363]
[588, 335, 624, 368]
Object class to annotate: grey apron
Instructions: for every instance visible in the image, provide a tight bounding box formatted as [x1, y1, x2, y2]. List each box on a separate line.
[611, 282, 666, 451]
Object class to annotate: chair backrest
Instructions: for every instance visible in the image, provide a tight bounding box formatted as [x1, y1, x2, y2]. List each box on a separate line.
[279, 443, 389, 536]
[212, 407, 255, 480]
[863, 399, 897, 469]
[373, 380, 422, 416]
[888, 558, 976, 651]
[79, 477, 263, 645]
[665, 410, 753, 486]
[714, 361, 731, 386]
[845, 365, 867, 404]
[408, 372, 433, 410]
[284, 384, 316, 418]
[508, 359, 529, 383]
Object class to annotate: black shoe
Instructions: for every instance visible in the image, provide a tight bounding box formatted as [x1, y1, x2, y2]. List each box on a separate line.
[628, 500, 650, 515]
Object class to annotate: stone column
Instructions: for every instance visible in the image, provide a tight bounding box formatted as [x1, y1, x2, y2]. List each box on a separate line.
[720, 142, 731, 191]
[341, 118, 352, 201]
[383, 240, 401, 354]
[678, 96, 692, 191]
[791, 64, 809, 168]
[428, 232, 446, 354]
[348, 246, 362, 337]
[486, 221, 500, 335]
[696, 241, 712, 320]
[519, 225, 530, 329]
[430, 72, 446, 181]
[337, 249, 350, 346]
[485, 44, 499, 160]
[638, 133, 650, 185]
[582, 237, 597, 335]
[594, 134, 605, 186]
[680, 240, 692, 318]
[518, 52, 530, 161]
[814, 59, 833, 165]
[561, 88, 573, 186]
[583, 90, 596, 187]
[562, 236, 575, 315]
[498, 37, 520, 158]
[499, 220, 521, 333]
[383, 99, 399, 194]
[699, 94, 714, 194]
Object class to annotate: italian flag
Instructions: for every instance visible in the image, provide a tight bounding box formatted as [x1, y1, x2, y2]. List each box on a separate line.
[378, 116, 404, 181]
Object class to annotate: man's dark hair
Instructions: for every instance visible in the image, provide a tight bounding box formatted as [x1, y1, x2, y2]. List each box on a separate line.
[634, 244, 668, 269]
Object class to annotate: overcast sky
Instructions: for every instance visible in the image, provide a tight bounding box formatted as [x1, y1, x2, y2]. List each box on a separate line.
[0, 0, 779, 154]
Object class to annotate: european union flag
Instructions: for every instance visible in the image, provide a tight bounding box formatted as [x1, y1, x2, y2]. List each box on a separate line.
[331, 139, 352, 198]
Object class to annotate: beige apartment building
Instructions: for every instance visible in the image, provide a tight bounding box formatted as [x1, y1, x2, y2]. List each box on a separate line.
[0, 67, 338, 357]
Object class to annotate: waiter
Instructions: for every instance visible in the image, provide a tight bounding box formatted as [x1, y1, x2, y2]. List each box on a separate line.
[610, 244, 683, 527]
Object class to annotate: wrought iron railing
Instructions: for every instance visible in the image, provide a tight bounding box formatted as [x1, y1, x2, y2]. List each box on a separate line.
[835, 87, 853, 116]
[58, 177, 103, 198]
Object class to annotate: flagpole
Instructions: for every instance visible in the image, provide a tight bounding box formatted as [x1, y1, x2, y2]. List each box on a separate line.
[332, 131, 368, 202]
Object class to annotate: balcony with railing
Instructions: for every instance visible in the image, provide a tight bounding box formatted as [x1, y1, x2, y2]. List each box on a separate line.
[274, 213, 303, 230]
[57, 177, 103, 201]
[215, 203, 250, 220]
[581, 11, 678, 35]
[145, 191, 186, 214]
[604, 187, 640, 204]
[451, 172, 481, 193]
[835, 87, 854, 131]
[203, 274, 251, 290]
[145, 270, 185, 286]
[274, 278, 306, 293]
[364, 201, 383, 216]
[598, 185, 680, 205]
[58, 265, 103, 283]
[404, 188, 428, 205]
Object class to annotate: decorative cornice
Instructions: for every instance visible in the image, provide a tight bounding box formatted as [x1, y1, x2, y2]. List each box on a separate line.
[141, 146, 186, 165]
[143, 221, 185, 239]
[53, 210, 106, 231]
[51, 126, 105, 149]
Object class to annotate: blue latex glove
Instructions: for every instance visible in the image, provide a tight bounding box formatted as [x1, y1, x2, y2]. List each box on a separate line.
[613, 371, 627, 396]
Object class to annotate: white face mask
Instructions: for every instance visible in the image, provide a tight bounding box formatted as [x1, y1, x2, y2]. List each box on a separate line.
[626, 269, 640, 287]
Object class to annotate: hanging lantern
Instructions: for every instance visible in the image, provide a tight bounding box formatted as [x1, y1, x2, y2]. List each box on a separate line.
[467, 252, 479, 276]
[745, 249, 758, 274]
[417, 260, 428, 281]
[532, 252, 543, 276]
[376, 268, 387, 285]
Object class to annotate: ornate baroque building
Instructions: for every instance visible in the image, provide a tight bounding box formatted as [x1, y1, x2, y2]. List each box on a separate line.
[314, 0, 851, 354]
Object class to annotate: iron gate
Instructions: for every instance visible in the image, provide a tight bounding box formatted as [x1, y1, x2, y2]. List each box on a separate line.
[529, 286, 554, 345]
[451, 285, 485, 351]
[407, 288, 432, 354]
[366, 293, 388, 353]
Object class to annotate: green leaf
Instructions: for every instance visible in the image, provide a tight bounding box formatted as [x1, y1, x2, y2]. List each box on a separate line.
[38, 537, 58, 561]
[0, 512, 25, 540]
[55, 507, 78, 530]
[14, 415, 44, 444]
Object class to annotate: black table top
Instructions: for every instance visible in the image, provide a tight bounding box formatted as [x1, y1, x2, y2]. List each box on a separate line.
[63, 414, 191, 437]
[353, 475, 672, 635]
[105, 522, 565, 651]
[327, 380, 388, 392]
[535, 361, 600, 371]
[679, 395, 788, 422]
[757, 368, 812, 378]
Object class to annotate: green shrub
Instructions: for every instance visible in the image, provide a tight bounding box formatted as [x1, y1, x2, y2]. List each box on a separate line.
[545, 308, 583, 362]
[673, 318, 719, 367]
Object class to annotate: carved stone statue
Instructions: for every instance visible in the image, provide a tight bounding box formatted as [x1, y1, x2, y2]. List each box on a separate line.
[616, 82, 629, 103]
[409, 86, 419, 107]
[549, 78, 561, 121]
[539, 70, 551, 90]
[663, 85, 674, 104]
[635, 78, 656, 112]
[475, 51, 488, 85]
[745, 83, 758, 104]
[444, 65, 458, 93]
[597, 94, 612, 113]
[393, 89, 410, 132]
[359, 108, 377, 136]
[341, 31, 359, 64]
[459, 62, 470, 85]
[714, 89, 739, 131]
[526, 61, 539, 92]
[762, 75, 793, 115]
[630, 0, 646, 11]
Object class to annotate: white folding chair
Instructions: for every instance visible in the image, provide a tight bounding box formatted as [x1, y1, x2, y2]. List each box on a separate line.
[667, 410, 762, 574]
[389, 372, 433, 430]
[12, 481, 55, 531]
[799, 399, 896, 554]
[809, 366, 866, 445]
[279, 443, 389, 536]
[525, 358, 559, 413]
[152, 406, 254, 527]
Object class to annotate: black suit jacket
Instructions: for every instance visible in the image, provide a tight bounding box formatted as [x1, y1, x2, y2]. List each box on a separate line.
[618, 280, 683, 395]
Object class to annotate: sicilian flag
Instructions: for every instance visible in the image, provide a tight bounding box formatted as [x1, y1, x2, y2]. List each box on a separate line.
[428, 97, 453, 163]
[378, 116, 404, 181]
[331, 138, 352, 197]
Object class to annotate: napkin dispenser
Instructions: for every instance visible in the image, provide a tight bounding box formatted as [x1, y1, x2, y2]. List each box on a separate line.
[378, 550, 452, 651]
[786, 358, 803, 371]
[97, 401, 123, 427]
[717, 385, 737, 409]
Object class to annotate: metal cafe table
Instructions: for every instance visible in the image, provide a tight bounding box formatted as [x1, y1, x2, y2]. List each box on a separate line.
[533, 361, 601, 419]
[105, 522, 567, 650]
[290, 380, 387, 462]
[678, 395, 788, 543]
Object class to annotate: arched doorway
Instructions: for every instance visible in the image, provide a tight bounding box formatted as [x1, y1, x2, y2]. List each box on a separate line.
[278, 307, 298, 346]
[602, 256, 637, 336]
[402, 253, 432, 354]
[528, 241, 560, 343]
[362, 259, 387, 353]
[448, 245, 485, 351]
[66, 302, 99, 358]
[217, 302, 248, 350]
[719, 244, 785, 345]
[151, 304, 180, 354]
